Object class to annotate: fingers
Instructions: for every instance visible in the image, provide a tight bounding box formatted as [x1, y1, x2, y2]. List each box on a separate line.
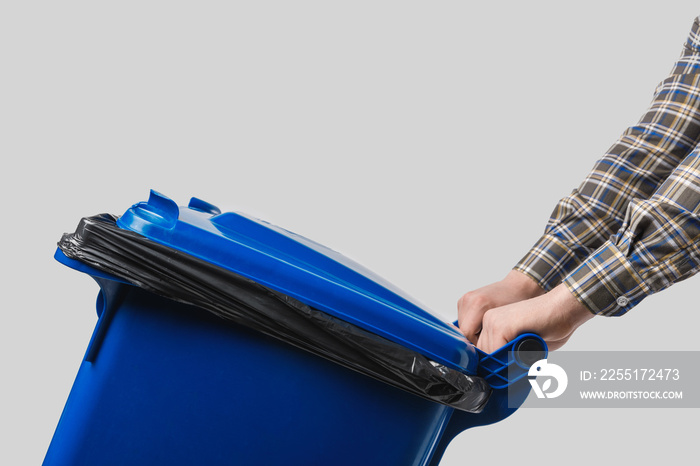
[476, 335, 509, 354]
[457, 272, 545, 346]
[457, 292, 491, 344]
[476, 306, 517, 353]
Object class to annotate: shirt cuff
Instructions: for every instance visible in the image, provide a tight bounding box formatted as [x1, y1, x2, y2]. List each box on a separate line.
[514, 234, 586, 292]
[562, 241, 652, 316]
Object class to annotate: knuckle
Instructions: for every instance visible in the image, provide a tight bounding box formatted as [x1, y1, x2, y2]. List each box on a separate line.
[458, 291, 490, 311]
[482, 309, 498, 328]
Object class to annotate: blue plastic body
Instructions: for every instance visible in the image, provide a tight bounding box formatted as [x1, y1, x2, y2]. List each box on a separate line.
[44, 191, 546, 465]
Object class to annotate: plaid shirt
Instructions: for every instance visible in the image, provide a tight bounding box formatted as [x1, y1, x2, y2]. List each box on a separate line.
[515, 16, 700, 316]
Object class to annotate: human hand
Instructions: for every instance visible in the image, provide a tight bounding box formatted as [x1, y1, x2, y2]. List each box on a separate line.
[457, 270, 545, 345]
[474, 283, 594, 353]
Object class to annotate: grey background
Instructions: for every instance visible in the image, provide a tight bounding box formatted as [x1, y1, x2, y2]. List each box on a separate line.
[2, 2, 699, 464]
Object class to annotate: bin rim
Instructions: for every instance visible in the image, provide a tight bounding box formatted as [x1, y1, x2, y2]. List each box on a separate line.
[114, 190, 478, 373]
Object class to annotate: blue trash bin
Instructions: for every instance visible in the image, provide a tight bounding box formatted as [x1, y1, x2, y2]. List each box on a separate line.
[44, 191, 545, 466]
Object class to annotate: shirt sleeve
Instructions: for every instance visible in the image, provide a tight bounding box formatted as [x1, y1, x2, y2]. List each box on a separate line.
[563, 149, 700, 316]
[514, 16, 700, 294]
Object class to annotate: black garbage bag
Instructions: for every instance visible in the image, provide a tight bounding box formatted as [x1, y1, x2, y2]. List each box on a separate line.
[58, 214, 491, 413]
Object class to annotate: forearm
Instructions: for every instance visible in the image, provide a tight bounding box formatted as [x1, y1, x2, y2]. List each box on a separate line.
[517, 18, 700, 291]
[564, 148, 700, 316]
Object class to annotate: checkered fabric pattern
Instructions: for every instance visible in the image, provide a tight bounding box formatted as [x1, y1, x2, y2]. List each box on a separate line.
[515, 16, 700, 316]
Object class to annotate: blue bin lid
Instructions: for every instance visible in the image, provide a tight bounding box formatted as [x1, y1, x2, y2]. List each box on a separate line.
[116, 190, 478, 373]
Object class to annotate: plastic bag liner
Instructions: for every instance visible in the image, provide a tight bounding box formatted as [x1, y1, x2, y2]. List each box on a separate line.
[58, 214, 491, 413]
